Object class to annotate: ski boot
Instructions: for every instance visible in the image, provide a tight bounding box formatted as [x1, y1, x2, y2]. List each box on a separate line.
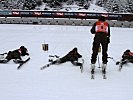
[101, 63, 107, 79]
[0, 59, 8, 63]
[91, 63, 95, 79]
[79, 63, 83, 73]
[13, 59, 23, 64]
[102, 63, 107, 74]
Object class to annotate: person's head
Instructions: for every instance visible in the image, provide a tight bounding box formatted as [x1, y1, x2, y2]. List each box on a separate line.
[125, 49, 130, 53]
[73, 47, 78, 52]
[99, 16, 106, 21]
[20, 46, 27, 52]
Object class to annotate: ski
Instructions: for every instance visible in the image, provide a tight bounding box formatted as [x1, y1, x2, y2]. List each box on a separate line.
[91, 69, 95, 79]
[80, 65, 83, 73]
[102, 73, 107, 79]
[0, 52, 7, 55]
[102, 69, 107, 79]
[0, 60, 7, 63]
[80, 59, 84, 73]
[116, 59, 129, 71]
[48, 55, 60, 62]
[49, 55, 60, 58]
[13, 59, 24, 64]
[40, 62, 53, 70]
[41, 56, 60, 70]
[91, 73, 106, 79]
[90, 68, 107, 79]
[119, 63, 123, 71]
[17, 57, 30, 69]
[0, 53, 7, 62]
[116, 61, 123, 71]
[91, 74, 95, 79]
[103, 74, 107, 79]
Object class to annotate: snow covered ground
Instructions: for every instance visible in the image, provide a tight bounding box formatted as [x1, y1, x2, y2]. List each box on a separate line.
[0, 24, 133, 100]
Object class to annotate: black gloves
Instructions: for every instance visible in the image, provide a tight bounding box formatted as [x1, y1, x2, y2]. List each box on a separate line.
[78, 54, 82, 58]
[26, 53, 29, 56]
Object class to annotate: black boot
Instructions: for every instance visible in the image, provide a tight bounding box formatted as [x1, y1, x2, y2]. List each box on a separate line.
[91, 69, 95, 74]
[102, 68, 106, 74]
[0, 59, 8, 63]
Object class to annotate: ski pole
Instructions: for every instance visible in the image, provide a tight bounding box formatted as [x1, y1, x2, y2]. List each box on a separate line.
[98, 53, 101, 68]
[108, 57, 117, 63]
[0, 52, 7, 55]
[98, 46, 101, 68]
[108, 56, 120, 65]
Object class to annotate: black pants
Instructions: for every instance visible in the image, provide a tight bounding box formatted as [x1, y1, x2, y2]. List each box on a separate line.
[6, 51, 21, 61]
[122, 58, 133, 64]
[91, 33, 108, 64]
[52, 56, 81, 66]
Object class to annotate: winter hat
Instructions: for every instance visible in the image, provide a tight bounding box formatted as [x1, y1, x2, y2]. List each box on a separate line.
[99, 16, 106, 21]
[20, 46, 25, 50]
[20, 46, 27, 51]
[125, 49, 130, 52]
[73, 47, 78, 51]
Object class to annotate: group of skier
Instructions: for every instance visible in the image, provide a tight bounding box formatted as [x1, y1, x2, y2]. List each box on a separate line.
[0, 16, 133, 78]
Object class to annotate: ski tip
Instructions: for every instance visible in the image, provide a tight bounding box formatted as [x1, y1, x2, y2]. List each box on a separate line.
[80, 66, 83, 73]
[118, 69, 122, 72]
[17, 67, 20, 70]
[91, 77, 94, 79]
[103, 76, 107, 79]
[40, 67, 43, 70]
[91, 74, 95, 79]
[119, 66, 122, 71]
[116, 61, 120, 65]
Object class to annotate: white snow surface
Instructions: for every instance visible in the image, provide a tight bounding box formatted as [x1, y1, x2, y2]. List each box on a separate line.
[0, 24, 133, 100]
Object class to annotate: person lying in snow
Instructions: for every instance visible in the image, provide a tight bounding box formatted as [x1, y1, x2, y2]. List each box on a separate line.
[116, 49, 133, 70]
[0, 46, 29, 63]
[41, 47, 84, 70]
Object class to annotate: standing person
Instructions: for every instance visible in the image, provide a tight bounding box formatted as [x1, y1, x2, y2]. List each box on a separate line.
[52, 47, 82, 66]
[90, 16, 110, 74]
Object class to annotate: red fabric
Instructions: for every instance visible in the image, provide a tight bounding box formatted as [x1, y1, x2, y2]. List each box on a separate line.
[95, 21, 109, 34]
[129, 52, 133, 56]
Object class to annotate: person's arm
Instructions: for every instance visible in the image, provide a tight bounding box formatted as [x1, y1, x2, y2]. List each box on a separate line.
[78, 53, 82, 58]
[122, 52, 130, 60]
[108, 24, 110, 37]
[107, 24, 110, 44]
[90, 23, 96, 34]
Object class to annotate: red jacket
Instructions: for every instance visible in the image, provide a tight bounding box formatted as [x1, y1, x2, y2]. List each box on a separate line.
[91, 21, 110, 37]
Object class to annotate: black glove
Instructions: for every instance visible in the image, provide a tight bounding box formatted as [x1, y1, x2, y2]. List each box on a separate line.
[26, 53, 29, 56]
[107, 36, 110, 44]
[116, 61, 120, 65]
[78, 54, 82, 58]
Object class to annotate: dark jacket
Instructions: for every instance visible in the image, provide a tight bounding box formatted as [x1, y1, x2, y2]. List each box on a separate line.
[122, 50, 133, 60]
[60, 48, 82, 63]
[6, 47, 29, 61]
[91, 21, 110, 43]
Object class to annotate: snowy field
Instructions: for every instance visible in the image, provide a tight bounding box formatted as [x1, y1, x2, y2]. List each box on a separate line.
[0, 24, 133, 100]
